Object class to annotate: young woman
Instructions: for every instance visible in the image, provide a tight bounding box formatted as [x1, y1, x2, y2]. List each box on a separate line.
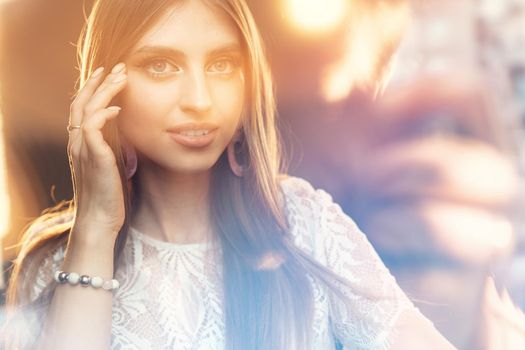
[2, 0, 456, 349]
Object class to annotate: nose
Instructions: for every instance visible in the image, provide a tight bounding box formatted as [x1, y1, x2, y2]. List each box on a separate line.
[179, 69, 212, 114]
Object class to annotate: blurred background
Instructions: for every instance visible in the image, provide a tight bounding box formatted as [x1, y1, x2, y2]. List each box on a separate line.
[0, 0, 524, 348]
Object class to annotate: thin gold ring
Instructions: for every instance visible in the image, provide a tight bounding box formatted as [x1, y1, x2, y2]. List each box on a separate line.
[67, 124, 81, 132]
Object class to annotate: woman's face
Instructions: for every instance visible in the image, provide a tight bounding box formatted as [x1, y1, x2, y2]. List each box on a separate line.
[118, 0, 245, 175]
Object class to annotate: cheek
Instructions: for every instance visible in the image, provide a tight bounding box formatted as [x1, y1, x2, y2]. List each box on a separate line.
[117, 80, 171, 133]
[212, 78, 245, 123]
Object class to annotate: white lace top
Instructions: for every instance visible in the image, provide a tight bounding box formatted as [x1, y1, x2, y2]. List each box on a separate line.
[15, 176, 427, 349]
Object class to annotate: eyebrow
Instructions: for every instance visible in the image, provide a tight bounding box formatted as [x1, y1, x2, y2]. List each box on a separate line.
[130, 43, 243, 59]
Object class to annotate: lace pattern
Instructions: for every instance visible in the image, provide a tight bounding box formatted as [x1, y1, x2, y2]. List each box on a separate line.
[21, 176, 418, 349]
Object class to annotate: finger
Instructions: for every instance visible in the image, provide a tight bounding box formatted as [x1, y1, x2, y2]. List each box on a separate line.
[82, 63, 127, 116]
[69, 64, 127, 152]
[70, 62, 126, 127]
[69, 66, 106, 128]
[83, 72, 128, 119]
[82, 106, 122, 160]
[91, 62, 127, 96]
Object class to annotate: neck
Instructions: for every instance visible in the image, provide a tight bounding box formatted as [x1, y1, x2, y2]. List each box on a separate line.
[131, 164, 213, 245]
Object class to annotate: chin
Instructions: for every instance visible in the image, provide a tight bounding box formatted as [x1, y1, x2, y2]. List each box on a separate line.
[166, 153, 222, 175]
[137, 144, 226, 175]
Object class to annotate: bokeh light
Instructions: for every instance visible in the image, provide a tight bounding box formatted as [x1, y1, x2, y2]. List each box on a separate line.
[283, 0, 348, 35]
[321, 1, 410, 102]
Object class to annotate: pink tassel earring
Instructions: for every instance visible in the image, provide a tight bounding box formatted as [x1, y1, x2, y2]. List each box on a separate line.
[227, 131, 245, 177]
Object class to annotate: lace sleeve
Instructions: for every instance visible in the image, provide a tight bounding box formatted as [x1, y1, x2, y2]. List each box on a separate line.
[314, 187, 416, 349]
[18, 215, 68, 304]
[3, 247, 66, 350]
[25, 245, 65, 303]
[280, 176, 419, 350]
[2, 217, 67, 350]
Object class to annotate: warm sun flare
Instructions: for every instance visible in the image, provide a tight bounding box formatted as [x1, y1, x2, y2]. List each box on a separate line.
[284, 0, 348, 35]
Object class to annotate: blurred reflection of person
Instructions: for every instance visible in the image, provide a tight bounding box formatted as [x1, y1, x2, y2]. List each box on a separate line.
[252, 0, 524, 348]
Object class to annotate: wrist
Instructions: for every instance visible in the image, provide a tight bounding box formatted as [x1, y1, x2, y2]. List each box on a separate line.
[73, 213, 123, 236]
[70, 220, 120, 242]
[69, 223, 120, 249]
[63, 235, 116, 281]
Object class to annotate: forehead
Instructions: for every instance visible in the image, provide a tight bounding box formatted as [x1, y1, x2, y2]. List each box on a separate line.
[131, 0, 241, 53]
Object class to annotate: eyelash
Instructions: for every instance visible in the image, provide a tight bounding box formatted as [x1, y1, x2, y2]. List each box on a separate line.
[136, 56, 240, 79]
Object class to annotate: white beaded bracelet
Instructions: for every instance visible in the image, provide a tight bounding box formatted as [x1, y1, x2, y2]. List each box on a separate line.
[54, 270, 120, 291]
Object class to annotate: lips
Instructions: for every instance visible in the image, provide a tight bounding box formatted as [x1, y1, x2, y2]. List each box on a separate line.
[167, 122, 218, 148]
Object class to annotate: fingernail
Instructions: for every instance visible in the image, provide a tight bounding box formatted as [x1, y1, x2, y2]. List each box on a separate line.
[112, 74, 127, 83]
[107, 106, 121, 111]
[112, 63, 126, 74]
[91, 67, 104, 78]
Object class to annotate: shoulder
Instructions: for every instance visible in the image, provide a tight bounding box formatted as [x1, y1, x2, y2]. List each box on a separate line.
[278, 174, 326, 196]
[277, 175, 324, 229]
[277, 175, 358, 258]
[278, 177, 419, 348]
[277, 175, 381, 269]
[278, 175, 335, 213]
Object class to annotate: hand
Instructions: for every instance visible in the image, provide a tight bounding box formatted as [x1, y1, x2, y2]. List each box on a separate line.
[67, 63, 128, 244]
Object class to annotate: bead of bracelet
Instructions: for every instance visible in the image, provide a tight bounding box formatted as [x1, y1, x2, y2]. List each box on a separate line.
[54, 270, 119, 291]
[91, 276, 104, 288]
[102, 279, 120, 291]
[67, 272, 80, 285]
[79, 275, 91, 286]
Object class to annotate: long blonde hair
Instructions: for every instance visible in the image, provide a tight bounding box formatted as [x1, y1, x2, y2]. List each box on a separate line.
[4, 1, 368, 349]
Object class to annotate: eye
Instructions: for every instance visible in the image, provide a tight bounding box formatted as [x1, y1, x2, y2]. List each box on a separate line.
[150, 61, 168, 73]
[208, 58, 237, 74]
[138, 57, 180, 78]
